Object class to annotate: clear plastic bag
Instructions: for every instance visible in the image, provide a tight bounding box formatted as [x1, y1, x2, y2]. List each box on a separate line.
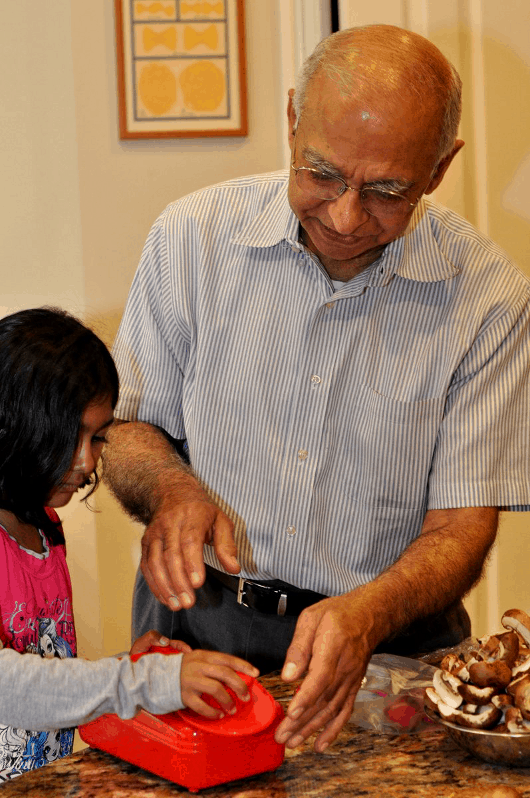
[349, 652, 438, 734]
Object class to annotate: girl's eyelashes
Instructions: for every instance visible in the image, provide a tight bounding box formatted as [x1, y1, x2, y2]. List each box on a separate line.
[92, 435, 108, 444]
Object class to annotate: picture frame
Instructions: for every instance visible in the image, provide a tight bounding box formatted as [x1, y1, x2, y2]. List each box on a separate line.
[114, 0, 248, 139]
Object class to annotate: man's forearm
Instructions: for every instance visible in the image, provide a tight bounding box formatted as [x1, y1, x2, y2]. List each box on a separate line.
[102, 421, 205, 524]
[348, 506, 499, 650]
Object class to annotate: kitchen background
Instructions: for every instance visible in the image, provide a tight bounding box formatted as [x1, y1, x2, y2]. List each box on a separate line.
[1, 0, 529, 671]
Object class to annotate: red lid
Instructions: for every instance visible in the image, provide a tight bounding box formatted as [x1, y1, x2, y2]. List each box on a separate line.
[176, 673, 277, 737]
[130, 644, 181, 661]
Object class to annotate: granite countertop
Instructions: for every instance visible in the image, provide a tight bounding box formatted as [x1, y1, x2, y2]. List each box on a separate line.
[3, 674, 530, 797]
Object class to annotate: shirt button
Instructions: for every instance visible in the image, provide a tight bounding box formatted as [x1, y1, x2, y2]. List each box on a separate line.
[291, 244, 300, 253]
[298, 449, 308, 461]
[325, 302, 334, 309]
[286, 525, 297, 537]
[311, 374, 321, 385]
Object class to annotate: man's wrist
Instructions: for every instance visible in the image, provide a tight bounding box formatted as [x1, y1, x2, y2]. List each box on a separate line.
[340, 583, 400, 651]
[152, 474, 215, 518]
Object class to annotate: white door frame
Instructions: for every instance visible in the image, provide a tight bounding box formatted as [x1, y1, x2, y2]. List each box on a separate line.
[277, 0, 332, 166]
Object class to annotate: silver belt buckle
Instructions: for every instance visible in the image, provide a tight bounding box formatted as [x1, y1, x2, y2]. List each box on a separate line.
[237, 577, 249, 607]
[277, 592, 288, 617]
[237, 578, 288, 616]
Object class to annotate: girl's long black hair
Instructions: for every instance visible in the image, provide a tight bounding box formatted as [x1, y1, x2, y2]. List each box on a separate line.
[0, 307, 119, 545]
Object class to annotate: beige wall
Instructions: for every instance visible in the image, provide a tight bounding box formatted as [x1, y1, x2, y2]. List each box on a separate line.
[430, 0, 530, 637]
[1, 0, 529, 665]
[466, 0, 530, 636]
[1, 0, 286, 660]
[70, 2, 286, 346]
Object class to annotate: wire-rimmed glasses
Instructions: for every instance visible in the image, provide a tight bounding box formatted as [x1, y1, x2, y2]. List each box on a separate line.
[290, 139, 420, 222]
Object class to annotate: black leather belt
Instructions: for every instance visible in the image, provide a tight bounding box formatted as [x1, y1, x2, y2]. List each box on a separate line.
[206, 565, 326, 617]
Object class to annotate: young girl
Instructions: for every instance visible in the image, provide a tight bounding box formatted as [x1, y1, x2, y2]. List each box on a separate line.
[0, 307, 258, 782]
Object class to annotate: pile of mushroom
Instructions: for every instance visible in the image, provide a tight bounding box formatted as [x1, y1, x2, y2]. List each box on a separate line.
[425, 609, 530, 732]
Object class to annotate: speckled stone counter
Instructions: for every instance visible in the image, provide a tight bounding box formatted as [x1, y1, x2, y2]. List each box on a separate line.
[3, 674, 530, 797]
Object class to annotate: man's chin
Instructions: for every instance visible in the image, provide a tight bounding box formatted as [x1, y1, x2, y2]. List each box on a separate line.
[315, 239, 386, 272]
[304, 223, 383, 264]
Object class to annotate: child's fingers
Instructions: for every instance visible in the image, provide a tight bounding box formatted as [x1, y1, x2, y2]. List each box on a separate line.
[179, 651, 261, 716]
[181, 674, 236, 714]
[168, 639, 193, 653]
[182, 692, 227, 719]
[231, 657, 260, 678]
[195, 659, 257, 702]
[129, 630, 168, 656]
[200, 651, 260, 680]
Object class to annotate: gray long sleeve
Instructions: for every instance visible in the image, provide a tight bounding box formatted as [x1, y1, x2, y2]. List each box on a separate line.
[0, 648, 184, 730]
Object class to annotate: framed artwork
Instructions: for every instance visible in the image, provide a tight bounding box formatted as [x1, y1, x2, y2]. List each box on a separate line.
[114, 0, 248, 139]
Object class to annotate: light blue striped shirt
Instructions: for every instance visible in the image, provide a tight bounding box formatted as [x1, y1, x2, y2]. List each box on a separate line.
[113, 171, 530, 596]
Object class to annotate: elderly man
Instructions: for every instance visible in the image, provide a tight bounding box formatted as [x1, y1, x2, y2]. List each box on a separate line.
[105, 25, 530, 752]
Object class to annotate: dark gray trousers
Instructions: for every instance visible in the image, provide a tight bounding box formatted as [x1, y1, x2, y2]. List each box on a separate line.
[132, 568, 470, 673]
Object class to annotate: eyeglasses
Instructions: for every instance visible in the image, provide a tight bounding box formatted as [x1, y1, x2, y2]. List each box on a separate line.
[290, 137, 420, 222]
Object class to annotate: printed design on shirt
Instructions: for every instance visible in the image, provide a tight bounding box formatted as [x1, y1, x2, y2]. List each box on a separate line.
[0, 727, 29, 782]
[0, 726, 73, 783]
[24, 617, 73, 659]
[0, 603, 75, 780]
[25, 729, 71, 772]
[2, 597, 75, 653]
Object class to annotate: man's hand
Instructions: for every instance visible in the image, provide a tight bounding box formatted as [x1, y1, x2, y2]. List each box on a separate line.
[274, 507, 498, 751]
[103, 421, 241, 611]
[141, 496, 240, 611]
[274, 595, 372, 752]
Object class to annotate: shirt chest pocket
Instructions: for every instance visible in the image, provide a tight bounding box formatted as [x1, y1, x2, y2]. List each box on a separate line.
[347, 384, 445, 510]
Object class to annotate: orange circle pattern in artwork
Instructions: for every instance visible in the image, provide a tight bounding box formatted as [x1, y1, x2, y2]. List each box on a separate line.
[138, 62, 177, 115]
[179, 61, 225, 112]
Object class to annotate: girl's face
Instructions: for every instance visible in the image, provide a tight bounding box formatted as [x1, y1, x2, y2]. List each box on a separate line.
[47, 397, 114, 508]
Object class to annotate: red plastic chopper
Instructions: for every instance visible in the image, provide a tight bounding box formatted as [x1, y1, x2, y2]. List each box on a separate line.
[78, 646, 285, 792]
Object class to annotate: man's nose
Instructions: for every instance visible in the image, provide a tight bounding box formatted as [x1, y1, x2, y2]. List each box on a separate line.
[326, 188, 371, 234]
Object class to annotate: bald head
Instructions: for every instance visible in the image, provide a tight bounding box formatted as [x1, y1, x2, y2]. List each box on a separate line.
[293, 25, 462, 164]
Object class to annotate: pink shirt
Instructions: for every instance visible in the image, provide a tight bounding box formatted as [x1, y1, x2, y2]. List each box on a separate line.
[0, 509, 76, 781]
[0, 510, 76, 657]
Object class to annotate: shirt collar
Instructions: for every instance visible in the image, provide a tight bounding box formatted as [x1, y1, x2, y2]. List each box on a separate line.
[232, 171, 299, 249]
[233, 177, 460, 285]
[371, 199, 461, 285]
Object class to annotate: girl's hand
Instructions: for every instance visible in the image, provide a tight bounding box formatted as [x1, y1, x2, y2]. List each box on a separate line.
[129, 629, 193, 657]
[180, 651, 259, 718]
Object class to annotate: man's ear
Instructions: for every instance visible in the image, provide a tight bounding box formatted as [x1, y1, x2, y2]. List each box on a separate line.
[287, 89, 297, 147]
[424, 139, 465, 194]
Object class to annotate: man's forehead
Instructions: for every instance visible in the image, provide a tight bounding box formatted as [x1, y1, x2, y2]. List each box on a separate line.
[302, 77, 440, 158]
[296, 105, 441, 185]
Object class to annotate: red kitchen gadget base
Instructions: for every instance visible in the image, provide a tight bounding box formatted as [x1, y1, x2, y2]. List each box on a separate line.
[78, 647, 285, 792]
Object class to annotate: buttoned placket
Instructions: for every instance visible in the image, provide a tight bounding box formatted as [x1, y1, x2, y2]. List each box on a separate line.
[270, 282, 342, 558]
[269, 243, 385, 562]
